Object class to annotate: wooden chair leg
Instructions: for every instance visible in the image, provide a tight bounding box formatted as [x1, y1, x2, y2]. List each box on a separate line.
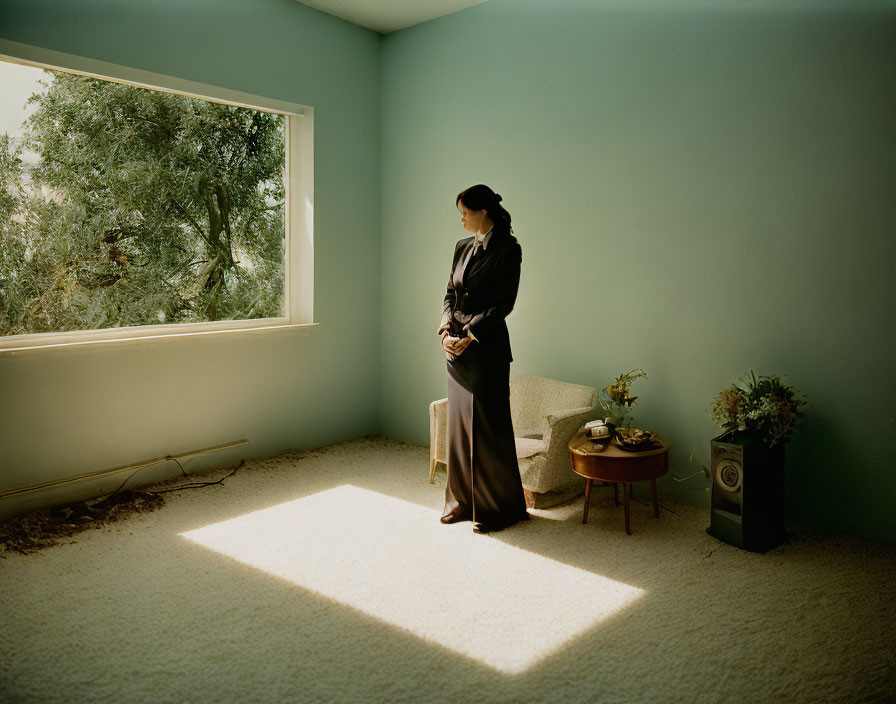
[623, 483, 631, 535]
[650, 478, 660, 518]
[429, 459, 437, 484]
[614, 482, 618, 507]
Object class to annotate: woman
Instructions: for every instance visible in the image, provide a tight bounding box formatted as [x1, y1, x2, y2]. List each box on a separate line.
[437, 184, 530, 534]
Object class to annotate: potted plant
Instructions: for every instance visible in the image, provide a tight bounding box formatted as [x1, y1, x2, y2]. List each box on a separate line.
[598, 369, 648, 430]
[710, 370, 810, 448]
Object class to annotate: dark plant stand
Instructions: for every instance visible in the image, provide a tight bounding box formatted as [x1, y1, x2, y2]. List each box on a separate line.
[708, 431, 787, 553]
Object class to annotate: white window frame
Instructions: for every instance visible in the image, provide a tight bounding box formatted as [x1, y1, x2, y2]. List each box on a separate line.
[0, 39, 315, 354]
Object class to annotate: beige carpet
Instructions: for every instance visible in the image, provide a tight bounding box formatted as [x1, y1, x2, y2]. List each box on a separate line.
[1, 436, 894, 704]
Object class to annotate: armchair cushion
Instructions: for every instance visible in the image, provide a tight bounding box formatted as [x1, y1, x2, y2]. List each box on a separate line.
[515, 437, 547, 459]
[515, 427, 545, 440]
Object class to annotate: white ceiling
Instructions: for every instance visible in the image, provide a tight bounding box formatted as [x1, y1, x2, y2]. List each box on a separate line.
[294, 0, 490, 34]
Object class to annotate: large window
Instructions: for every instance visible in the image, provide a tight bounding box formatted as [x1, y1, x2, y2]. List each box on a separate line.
[0, 45, 313, 351]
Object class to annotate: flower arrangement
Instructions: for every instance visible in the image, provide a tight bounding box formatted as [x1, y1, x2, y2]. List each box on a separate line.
[598, 368, 648, 428]
[710, 371, 810, 447]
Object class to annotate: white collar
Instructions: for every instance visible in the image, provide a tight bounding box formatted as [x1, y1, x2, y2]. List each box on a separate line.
[475, 227, 494, 250]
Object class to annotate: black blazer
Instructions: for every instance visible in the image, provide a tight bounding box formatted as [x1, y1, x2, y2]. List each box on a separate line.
[441, 230, 522, 364]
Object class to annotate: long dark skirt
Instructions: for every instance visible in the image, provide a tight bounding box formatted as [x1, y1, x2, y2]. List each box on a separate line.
[442, 345, 528, 526]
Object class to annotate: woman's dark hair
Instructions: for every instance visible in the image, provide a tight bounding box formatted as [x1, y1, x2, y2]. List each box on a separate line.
[456, 184, 513, 237]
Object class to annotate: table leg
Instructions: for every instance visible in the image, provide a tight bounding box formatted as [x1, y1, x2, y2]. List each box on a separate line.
[623, 483, 631, 535]
[651, 478, 660, 518]
[583, 478, 593, 524]
[614, 483, 618, 507]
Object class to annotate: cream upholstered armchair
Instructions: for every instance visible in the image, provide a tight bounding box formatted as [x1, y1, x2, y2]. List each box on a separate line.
[429, 373, 600, 508]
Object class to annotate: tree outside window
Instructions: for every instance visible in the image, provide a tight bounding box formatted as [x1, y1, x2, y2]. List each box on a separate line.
[0, 62, 286, 337]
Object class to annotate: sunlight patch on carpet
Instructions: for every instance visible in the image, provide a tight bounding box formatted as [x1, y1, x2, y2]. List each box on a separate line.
[179, 484, 644, 674]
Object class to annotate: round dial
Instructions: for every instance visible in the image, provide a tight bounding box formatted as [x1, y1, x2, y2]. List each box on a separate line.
[715, 455, 743, 497]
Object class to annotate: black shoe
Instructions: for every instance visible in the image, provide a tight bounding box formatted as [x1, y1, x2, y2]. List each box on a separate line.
[473, 511, 530, 534]
[440, 511, 472, 524]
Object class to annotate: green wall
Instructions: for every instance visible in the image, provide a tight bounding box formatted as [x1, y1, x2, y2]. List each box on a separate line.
[1, 0, 894, 544]
[380, 0, 896, 543]
[0, 0, 382, 512]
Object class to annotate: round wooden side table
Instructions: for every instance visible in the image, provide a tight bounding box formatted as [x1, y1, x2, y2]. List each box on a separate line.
[568, 429, 669, 535]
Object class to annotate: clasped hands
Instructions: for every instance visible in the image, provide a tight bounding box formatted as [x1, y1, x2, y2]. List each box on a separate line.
[437, 323, 473, 361]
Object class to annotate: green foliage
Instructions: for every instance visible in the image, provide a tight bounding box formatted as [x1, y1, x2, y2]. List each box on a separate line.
[0, 69, 286, 336]
[598, 368, 648, 428]
[710, 370, 811, 446]
[0, 134, 27, 326]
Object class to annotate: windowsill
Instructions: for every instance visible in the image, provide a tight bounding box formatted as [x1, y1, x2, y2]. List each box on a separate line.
[0, 322, 319, 354]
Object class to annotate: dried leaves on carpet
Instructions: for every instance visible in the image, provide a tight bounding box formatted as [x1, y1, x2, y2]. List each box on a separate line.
[0, 490, 165, 556]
